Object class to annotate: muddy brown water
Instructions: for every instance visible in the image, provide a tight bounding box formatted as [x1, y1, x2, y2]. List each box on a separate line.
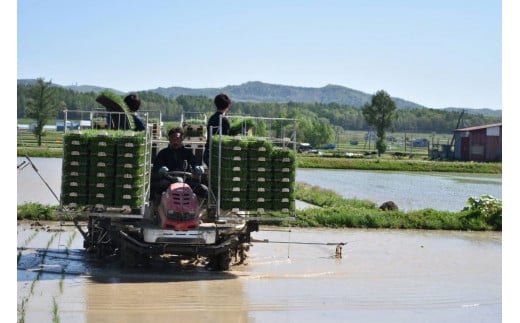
[17, 221, 501, 322]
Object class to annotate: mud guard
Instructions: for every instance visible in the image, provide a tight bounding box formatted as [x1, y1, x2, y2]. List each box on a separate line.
[119, 230, 240, 257]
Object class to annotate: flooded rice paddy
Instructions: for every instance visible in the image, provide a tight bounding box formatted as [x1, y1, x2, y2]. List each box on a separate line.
[17, 221, 501, 322]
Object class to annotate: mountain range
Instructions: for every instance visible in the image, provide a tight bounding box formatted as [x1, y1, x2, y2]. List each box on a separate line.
[17, 79, 501, 117]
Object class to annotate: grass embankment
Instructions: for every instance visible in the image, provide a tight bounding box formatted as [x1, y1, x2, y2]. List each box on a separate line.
[17, 182, 502, 231]
[288, 183, 501, 231]
[17, 148, 62, 158]
[297, 156, 501, 174]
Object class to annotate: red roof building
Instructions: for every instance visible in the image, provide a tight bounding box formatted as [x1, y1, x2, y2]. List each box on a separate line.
[453, 123, 501, 161]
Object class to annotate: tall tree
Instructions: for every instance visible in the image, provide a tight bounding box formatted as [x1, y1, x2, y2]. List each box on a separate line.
[362, 90, 397, 156]
[24, 78, 58, 146]
[312, 117, 335, 147]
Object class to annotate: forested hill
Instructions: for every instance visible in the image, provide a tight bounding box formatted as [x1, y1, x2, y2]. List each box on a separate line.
[17, 79, 502, 136]
[17, 79, 501, 117]
[151, 81, 428, 110]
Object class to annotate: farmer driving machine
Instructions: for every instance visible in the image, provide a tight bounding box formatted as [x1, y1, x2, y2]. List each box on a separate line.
[59, 93, 297, 270]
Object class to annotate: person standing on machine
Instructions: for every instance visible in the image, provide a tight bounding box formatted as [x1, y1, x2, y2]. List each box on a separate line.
[124, 93, 146, 131]
[202, 93, 232, 166]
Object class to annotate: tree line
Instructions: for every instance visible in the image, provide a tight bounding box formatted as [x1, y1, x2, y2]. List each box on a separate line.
[17, 79, 501, 148]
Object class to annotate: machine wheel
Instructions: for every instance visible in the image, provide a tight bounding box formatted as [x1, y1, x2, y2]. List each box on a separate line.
[119, 240, 150, 267]
[120, 240, 138, 267]
[208, 250, 231, 271]
[218, 251, 231, 270]
[83, 218, 117, 258]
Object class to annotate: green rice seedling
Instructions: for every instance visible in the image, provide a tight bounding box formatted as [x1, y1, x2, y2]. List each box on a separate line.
[18, 296, 28, 323]
[65, 231, 77, 255]
[41, 233, 58, 262]
[46, 233, 57, 249]
[30, 271, 42, 295]
[22, 231, 38, 247]
[59, 269, 65, 294]
[52, 297, 60, 323]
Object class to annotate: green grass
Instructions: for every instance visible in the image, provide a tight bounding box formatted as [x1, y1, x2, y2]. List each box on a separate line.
[17, 203, 61, 221]
[296, 156, 501, 174]
[18, 183, 501, 231]
[289, 182, 501, 231]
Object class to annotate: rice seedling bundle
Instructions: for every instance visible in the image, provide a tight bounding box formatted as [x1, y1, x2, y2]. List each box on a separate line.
[96, 90, 135, 130]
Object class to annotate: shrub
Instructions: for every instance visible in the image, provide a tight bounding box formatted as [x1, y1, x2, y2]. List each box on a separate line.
[464, 195, 502, 230]
[17, 203, 58, 220]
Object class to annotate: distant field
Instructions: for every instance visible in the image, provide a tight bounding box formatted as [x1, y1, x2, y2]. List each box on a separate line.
[306, 131, 453, 158]
[17, 129, 64, 150]
[17, 117, 453, 159]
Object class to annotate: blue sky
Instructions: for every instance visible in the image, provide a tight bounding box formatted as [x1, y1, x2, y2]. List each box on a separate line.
[14, 0, 504, 109]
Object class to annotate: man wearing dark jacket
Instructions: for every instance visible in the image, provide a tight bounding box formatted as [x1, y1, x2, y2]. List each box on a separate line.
[203, 93, 232, 166]
[151, 127, 206, 202]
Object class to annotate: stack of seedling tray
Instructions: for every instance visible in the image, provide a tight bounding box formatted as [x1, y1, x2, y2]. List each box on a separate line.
[184, 142, 205, 165]
[247, 138, 273, 212]
[61, 131, 91, 207]
[184, 124, 205, 139]
[271, 148, 296, 213]
[88, 132, 116, 209]
[152, 123, 161, 139]
[61, 129, 149, 213]
[209, 135, 295, 215]
[210, 136, 248, 212]
[114, 132, 148, 211]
